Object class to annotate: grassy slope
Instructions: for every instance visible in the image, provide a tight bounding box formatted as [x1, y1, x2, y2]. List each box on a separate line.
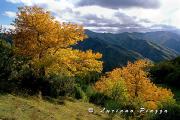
[0, 94, 123, 120]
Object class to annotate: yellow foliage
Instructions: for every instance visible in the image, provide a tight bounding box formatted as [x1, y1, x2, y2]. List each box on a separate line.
[46, 48, 103, 77]
[12, 6, 86, 57]
[12, 6, 103, 77]
[95, 59, 174, 109]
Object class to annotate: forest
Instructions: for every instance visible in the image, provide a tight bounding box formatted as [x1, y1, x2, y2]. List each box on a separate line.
[0, 6, 180, 120]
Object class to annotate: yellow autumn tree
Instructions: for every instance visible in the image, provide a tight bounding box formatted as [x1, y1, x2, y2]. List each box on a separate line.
[95, 68, 129, 105]
[11, 6, 102, 77]
[95, 59, 174, 109]
[43, 48, 102, 77]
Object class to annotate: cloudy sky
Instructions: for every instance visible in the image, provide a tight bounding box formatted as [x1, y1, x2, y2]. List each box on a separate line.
[0, 0, 180, 33]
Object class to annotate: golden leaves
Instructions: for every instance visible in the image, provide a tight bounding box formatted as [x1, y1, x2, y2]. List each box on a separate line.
[46, 48, 103, 77]
[12, 6, 103, 78]
[12, 6, 87, 57]
[95, 59, 174, 109]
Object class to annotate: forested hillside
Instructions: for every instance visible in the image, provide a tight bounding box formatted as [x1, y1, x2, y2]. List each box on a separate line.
[0, 6, 180, 120]
[75, 30, 178, 71]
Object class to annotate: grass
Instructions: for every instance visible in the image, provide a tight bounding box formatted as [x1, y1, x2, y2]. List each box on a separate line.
[0, 94, 124, 120]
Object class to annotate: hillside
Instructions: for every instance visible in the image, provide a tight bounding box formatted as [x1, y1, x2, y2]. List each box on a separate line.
[75, 30, 178, 71]
[130, 31, 180, 53]
[74, 37, 143, 72]
[1, 4, 180, 120]
[1, 30, 179, 72]
[0, 94, 123, 120]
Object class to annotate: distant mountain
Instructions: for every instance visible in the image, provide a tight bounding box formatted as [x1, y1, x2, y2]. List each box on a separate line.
[75, 37, 143, 72]
[130, 31, 180, 53]
[0, 33, 12, 43]
[171, 29, 180, 36]
[1, 31, 179, 72]
[75, 30, 179, 71]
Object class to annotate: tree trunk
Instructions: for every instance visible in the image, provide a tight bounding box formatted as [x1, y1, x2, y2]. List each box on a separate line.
[38, 51, 45, 77]
[37, 51, 45, 99]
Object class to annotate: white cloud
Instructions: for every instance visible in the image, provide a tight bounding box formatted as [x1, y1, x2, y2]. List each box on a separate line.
[3, 11, 16, 18]
[160, 0, 180, 28]
[6, 0, 20, 4]
[119, 0, 180, 28]
[171, 10, 180, 28]
[5, 0, 180, 32]
[1, 24, 15, 30]
[6, 0, 51, 5]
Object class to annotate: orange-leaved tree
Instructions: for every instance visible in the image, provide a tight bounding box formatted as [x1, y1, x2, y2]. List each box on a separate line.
[95, 59, 174, 109]
[11, 6, 103, 78]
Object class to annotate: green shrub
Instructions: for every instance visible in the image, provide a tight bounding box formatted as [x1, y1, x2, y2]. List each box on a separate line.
[105, 100, 121, 111]
[150, 57, 180, 87]
[152, 104, 180, 120]
[0, 39, 14, 92]
[165, 70, 180, 87]
[85, 85, 95, 99]
[46, 75, 76, 98]
[104, 100, 121, 120]
[150, 62, 175, 84]
[74, 85, 88, 101]
[89, 92, 110, 106]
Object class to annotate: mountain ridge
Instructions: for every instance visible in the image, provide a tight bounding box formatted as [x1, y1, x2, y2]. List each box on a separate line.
[75, 30, 179, 71]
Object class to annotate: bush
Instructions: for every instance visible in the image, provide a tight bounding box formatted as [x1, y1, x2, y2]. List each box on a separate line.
[89, 92, 110, 106]
[18, 67, 39, 95]
[150, 62, 175, 84]
[104, 100, 121, 120]
[0, 39, 14, 92]
[46, 75, 76, 98]
[85, 85, 95, 100]
[152, 104, 180, 120]
[105, 99, 121, 111]
[165, 70, 180, 87]
[75, 72, 101, 89]
[150, 57, 180, 87]
[74, 85, 88, 101]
